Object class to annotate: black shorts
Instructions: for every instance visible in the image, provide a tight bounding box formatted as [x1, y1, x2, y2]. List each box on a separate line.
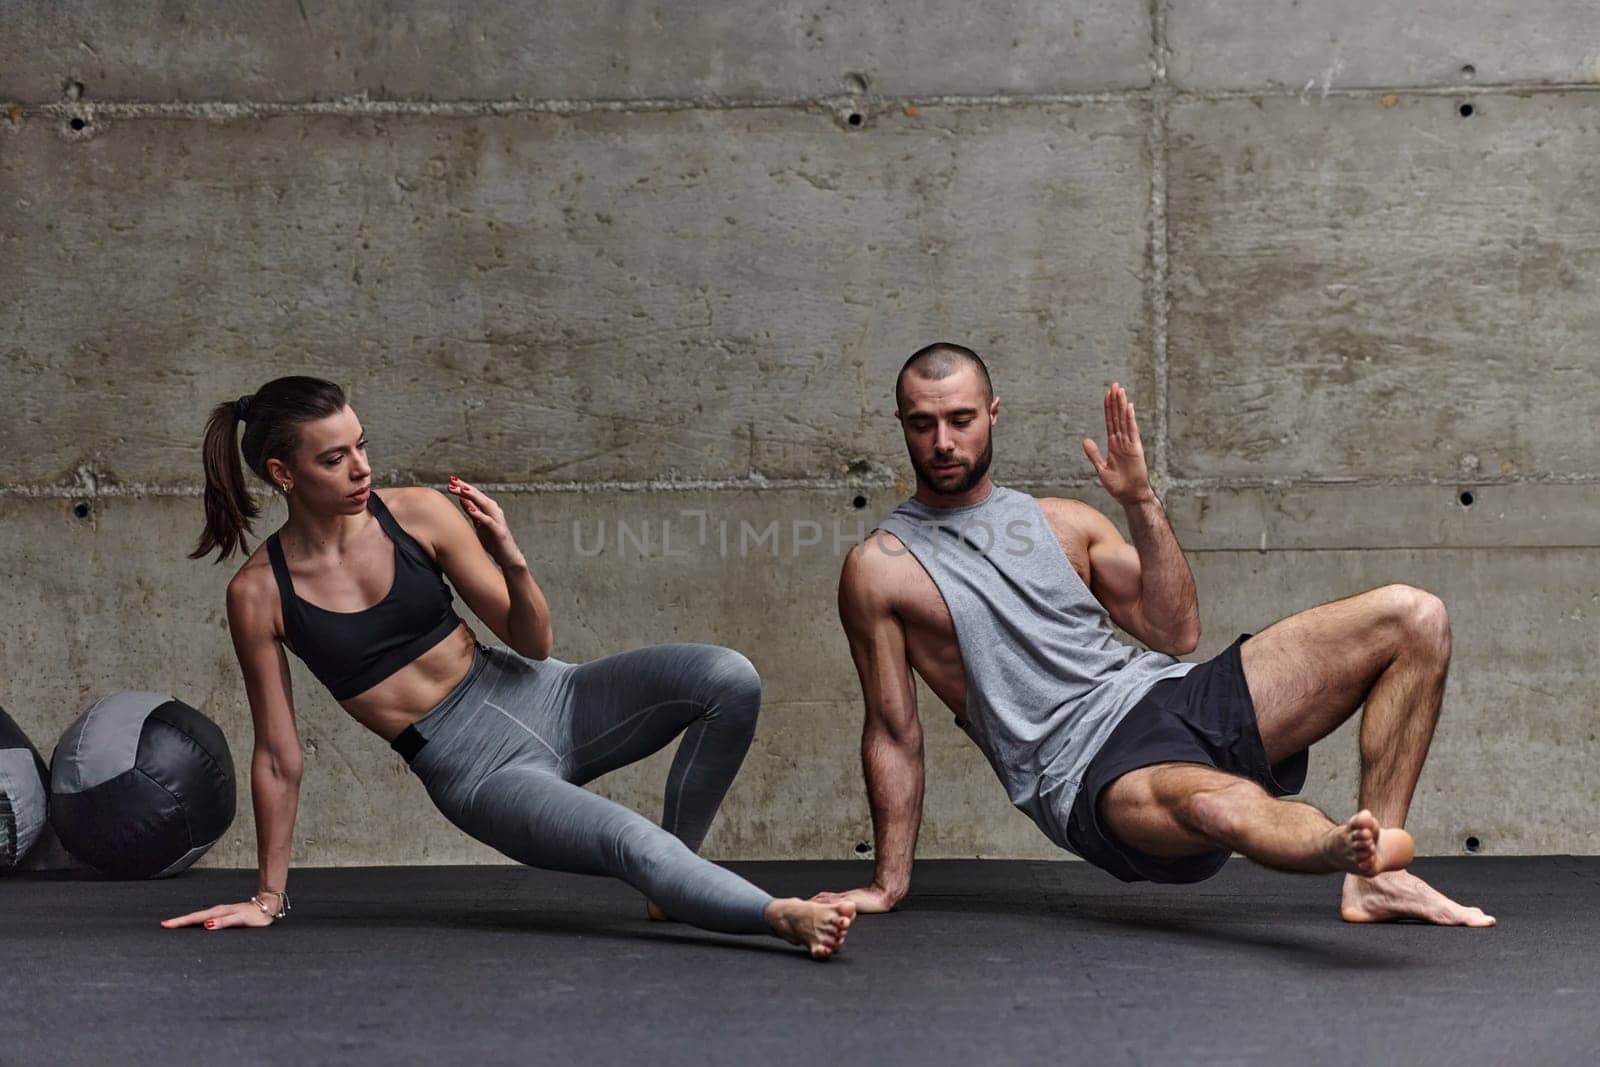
[1062, 633, 1309, 884]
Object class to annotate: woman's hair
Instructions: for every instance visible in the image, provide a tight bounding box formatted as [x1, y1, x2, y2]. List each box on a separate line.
[191, 376, 348, 561]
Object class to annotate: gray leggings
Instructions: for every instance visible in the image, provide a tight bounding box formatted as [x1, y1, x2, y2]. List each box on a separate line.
[398, 642, 774, 935]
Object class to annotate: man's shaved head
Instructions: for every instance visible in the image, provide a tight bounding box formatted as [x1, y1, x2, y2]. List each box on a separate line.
[895, 342, 994, 410]
[892, 341, 998, 501]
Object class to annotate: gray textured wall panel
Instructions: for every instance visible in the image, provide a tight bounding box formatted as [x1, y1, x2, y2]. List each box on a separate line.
[1167, 0, 1600, 91]
[3, 491, 1592, 864]
[1166, 93, 1600, 481]
[4, 2, 1595, 868]
[0, 1, 1152, 103]
[1167, 484, 1600, 552]
[1, 104, 1152, 489]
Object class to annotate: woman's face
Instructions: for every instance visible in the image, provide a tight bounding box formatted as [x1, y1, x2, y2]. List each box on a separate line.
[268, 405, 373, 514]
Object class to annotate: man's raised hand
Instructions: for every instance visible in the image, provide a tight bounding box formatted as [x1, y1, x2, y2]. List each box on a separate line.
[1081, 382, 1154, 505]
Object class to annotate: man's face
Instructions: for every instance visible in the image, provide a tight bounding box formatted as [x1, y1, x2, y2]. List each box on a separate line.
[895, 365, 999, 497]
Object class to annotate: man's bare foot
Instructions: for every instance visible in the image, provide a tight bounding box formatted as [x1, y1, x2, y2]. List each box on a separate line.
[645, 900, 673, 922]
[1322, 810, 1414, 876]
[766, 897, 856, 960]
[1341, 869, 1496, 926]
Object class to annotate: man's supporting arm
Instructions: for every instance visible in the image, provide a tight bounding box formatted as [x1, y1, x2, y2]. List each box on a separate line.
[860, 658, 923, 906]
[816, 537, 924, 912]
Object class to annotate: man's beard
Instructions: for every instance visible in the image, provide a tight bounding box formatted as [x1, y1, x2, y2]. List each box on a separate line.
[913, 433, 994, 496]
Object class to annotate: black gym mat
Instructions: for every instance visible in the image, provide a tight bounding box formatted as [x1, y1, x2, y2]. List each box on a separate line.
[2, 858, 1596, 1065]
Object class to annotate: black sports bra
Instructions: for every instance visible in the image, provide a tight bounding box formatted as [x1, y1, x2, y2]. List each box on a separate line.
[266, 491, 463, 700]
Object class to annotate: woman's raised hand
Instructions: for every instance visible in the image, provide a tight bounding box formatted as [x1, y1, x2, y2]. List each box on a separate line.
[447, 475, 526, 569]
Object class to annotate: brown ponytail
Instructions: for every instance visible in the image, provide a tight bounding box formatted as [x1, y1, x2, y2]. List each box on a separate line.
[190, 376, 348, 561]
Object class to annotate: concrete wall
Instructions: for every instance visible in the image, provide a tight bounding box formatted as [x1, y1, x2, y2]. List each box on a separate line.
[1, 2, 1596, 868]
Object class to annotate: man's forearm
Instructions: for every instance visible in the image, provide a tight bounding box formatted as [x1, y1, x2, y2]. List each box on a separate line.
[863, 728, 924, 902]
[1122, 493, 1200, 648]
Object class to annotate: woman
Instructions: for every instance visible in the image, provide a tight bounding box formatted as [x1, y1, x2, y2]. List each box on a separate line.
[162, 376, 853, 959]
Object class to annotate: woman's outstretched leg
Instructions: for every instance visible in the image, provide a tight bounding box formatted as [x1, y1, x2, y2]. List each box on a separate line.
[460, 762, 852, 957]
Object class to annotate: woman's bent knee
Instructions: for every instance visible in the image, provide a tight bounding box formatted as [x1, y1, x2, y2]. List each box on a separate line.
[701, 647, 763, 718]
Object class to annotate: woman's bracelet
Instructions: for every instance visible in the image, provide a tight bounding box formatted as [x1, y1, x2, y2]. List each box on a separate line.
[251, 888, 291, 920]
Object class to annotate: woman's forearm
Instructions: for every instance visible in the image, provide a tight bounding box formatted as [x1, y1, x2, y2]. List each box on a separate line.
[251, 753, 301, 892]
[501, 561, 553, 659]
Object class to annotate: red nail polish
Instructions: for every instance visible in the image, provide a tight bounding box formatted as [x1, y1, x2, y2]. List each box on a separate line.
[204, 920, 214, 928]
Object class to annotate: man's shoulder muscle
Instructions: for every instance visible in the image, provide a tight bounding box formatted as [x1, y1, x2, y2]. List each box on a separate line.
[842, 530, 919, 612]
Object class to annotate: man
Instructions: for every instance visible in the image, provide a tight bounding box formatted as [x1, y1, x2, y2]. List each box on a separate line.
[815, 343, 1492, 926]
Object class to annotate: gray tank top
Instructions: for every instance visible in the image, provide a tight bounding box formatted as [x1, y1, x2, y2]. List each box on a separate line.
[875, 485, 1194, 821]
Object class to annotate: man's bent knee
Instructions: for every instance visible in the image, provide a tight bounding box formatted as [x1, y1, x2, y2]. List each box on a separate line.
[1382, 584, 1451, 659]
[1408, 589, 1451, 659]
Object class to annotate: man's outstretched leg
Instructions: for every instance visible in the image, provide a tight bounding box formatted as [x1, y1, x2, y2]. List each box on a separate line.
[1102, 763, 1415, 877]
[1239, 583, 1493, 926]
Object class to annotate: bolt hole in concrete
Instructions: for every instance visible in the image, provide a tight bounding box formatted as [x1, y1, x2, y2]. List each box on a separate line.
[68, 116, 85, 130]
[852, 494, 867, 509]
[1459, 102, 1474, 118]
[854, 842, 871, 854]
[1458, 490, 1475, 507]
[1464, 835, 1482, 853]
[72, 501, 93, 520]
[1460, 63, 1476, 79]
[846, 112, 864, 128]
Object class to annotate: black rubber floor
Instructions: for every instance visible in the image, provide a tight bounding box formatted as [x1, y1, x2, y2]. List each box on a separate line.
[3, 858, 1596, 1066]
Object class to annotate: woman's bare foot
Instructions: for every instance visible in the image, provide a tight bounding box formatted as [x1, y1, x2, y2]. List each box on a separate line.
[1341, 870, 1496, 926]
[766, 897, 856, 960]
[1322, 810, 1414, 876]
